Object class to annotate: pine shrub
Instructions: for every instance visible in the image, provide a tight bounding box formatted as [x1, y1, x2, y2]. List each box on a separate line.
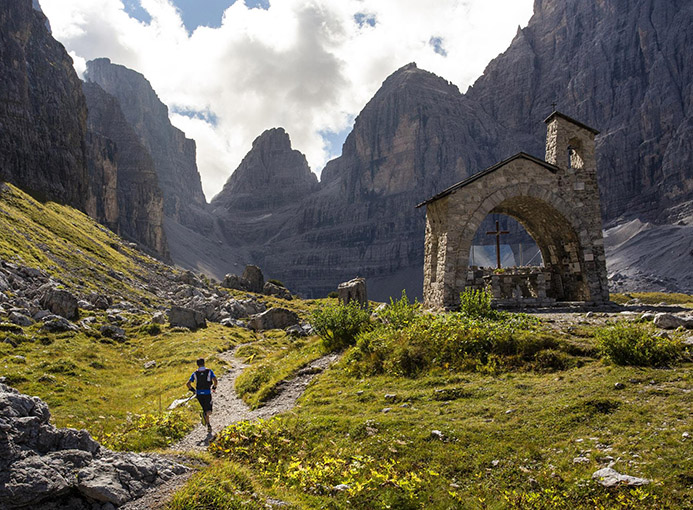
[310, 301, 371, 351]
[596, 322, 682, 366]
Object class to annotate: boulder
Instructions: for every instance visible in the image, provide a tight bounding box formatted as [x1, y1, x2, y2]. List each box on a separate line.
[40, 288, 79, 320]
[225, 298, 266, 319]
[337, 277, 368, 306]
[99, 325, 126, 342]
[183, 295, 224, 322]
[9, 312, 33, 327]
[175, 270, 202, 287]
[77, 299, 94, 311]
[263, 282, 292, 300]
[222, 273, 246, 291]
[151, 311, 167, 324]
[88, 293, 112, 311]
[653, 313, 693, 330]
[222, 265, 266, 294]
[220, 318, 247, 329]
[592, 467, 650, 488]
[168, 306, 206, 330]
[32, 310, 52, 321]
[41, 316, 79, 333]
[286, 322, 314, 337]
[242, 265, 264, 293]
[247, 307, 299, 331]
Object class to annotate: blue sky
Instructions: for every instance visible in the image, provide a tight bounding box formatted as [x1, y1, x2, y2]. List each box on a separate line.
[124, 0, 269, 32]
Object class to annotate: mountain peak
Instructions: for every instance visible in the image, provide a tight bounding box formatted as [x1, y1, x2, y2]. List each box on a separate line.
[211, 127, 317, 212]
[252, 127, 292, 152]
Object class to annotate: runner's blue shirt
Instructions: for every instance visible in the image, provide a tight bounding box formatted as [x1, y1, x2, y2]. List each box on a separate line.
[189, 367, 216, 395]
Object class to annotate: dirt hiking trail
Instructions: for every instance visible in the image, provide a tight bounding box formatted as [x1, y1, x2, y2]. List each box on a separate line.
[120, 345, 339, 509]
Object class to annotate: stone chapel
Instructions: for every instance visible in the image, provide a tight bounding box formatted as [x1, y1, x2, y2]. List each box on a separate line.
[418, 112, 610, 309]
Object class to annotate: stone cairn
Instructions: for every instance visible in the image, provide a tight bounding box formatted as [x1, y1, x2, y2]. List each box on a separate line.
[337, 277, 368, 307]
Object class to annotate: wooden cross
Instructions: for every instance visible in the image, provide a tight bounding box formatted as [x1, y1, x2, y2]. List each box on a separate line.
[486, 220, 509, 269]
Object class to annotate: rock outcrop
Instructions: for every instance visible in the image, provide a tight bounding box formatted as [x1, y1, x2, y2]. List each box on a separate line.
[84, 131, 119, 234]
[0, 0, 88, 209]
[83, 82, 169, 260]
[168, 306, 207, 330]
[0, 383, 188, 509]
[337, 278, 368, 306]
[84, 59, 209, 230]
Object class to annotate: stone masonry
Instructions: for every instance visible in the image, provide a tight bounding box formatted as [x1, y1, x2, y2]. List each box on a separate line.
[419, 112, 609, 309]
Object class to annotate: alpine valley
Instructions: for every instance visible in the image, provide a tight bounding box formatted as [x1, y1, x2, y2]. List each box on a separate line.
[3, 0, 691, 299]
[0, 1, 692, 509]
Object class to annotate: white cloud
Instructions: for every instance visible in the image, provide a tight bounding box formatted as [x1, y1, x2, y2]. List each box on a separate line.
[41, 0, 533, 201]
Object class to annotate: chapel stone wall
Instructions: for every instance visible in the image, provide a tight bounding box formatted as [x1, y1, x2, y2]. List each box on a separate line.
[423, 113, 609, 309]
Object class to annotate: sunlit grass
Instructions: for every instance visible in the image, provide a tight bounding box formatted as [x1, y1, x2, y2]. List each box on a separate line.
[611, 291, 693, 307]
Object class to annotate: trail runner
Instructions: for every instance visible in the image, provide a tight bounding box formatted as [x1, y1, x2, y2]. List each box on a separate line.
[186, 358, 218, 433]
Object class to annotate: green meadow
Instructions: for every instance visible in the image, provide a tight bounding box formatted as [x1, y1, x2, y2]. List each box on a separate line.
[1, 183, 692, 509]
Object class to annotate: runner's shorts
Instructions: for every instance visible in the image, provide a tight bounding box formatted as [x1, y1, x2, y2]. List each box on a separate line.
[196, 394, 213, 413]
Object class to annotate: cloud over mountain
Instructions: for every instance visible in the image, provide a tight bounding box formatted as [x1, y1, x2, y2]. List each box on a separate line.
[40, 0, 533, 200]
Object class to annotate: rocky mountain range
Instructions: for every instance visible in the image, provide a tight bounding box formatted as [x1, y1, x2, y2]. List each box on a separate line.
[466, 0, 693, 224]
[209, 0, 693, 298]
[83, 58, 249, 277]
[0, 0, 690, 299]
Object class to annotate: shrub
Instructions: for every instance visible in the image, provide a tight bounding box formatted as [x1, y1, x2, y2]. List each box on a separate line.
[167, 461, 267, 510]
[43, 360, 79, 375]
[96, 410, 192, 451]
[379, 290, 419, 329]
[310, 301, 371, 351]
[596, 322, 682, 366]
[0, 323, 23, 333]
[532, 348, 572, 371]
[348, 312, 549, 377]
[459, 288, 494, 318]
[327, 291, 339, 299]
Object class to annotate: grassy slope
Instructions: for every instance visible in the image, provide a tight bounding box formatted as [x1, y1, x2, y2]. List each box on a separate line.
[0, 183, 256, 447]
[0, 183, 163, 303]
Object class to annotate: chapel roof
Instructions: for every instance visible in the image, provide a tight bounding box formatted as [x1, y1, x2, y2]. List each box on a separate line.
[416, 152, 559, 208]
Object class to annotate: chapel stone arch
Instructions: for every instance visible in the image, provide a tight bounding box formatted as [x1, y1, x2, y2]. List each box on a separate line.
[419, 112, 609, 309]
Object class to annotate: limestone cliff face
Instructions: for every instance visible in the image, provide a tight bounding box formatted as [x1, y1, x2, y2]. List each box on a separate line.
[212, 128, 318, 212]
[83, 82, 169, 259]
[84, 58, 210, 231]
[84, 131, 119, 233]
[83, 59, 246, 278]
[321, 63, 503, 203]
[466, 0, 693, 223]
[0, 0, 88, 209]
